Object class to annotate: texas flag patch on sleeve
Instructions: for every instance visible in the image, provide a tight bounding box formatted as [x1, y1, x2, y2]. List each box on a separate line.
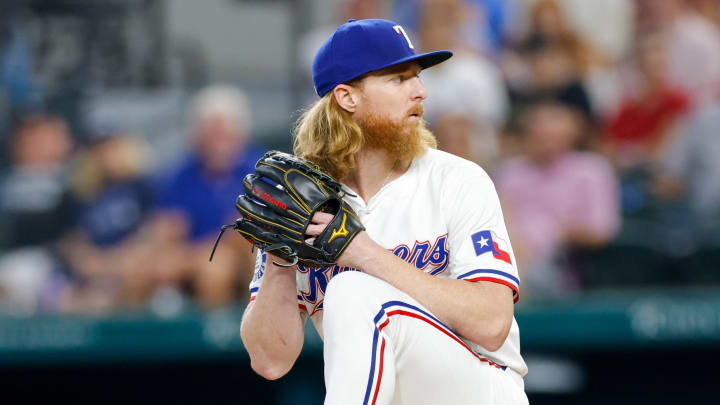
[471, 230, 512, 265]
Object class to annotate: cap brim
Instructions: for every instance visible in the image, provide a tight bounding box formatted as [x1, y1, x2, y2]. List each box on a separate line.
[381, 50, 453, 72]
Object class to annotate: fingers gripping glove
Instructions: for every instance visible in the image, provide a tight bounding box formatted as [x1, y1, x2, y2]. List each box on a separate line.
[209, 151, 365, 267]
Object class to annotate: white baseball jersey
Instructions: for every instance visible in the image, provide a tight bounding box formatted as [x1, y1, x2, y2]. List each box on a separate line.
[249, 148, 527, 377]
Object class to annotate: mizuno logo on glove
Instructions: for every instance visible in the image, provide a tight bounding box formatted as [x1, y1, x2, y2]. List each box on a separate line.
[328, 213, 349, 242]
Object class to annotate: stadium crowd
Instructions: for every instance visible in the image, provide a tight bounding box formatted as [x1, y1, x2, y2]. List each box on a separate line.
[1, 0, 719, 315]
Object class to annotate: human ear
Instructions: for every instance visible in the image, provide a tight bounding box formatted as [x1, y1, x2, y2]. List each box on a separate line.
[333, 84, 359, 113]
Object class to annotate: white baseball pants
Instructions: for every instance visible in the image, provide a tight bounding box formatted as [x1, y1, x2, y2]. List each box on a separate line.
[322, 271, 528, 405]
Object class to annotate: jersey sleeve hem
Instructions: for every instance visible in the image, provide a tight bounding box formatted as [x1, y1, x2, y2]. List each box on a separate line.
[457, 269, 520, 303]
[249, 287, 259, 302]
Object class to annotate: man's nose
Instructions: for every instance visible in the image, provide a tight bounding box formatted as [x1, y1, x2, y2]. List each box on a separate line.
[410, 77, 427, 101]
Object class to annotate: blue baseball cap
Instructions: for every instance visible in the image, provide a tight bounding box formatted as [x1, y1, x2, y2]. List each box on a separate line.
[312, 19, 453, 97]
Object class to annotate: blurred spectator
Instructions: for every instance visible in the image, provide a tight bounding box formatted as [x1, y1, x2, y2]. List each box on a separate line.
[520, 0, 600, 75]
[150, 85, 263, 309]
[0, 115, 76, 314]
[1, 20, 41, 112]
[518, 40, 593, 120]
[655, 102, 720, 242]
[604, 33, 690, 172]
[495, 101, 620, 297]
[503, 0, 621, 122]
[59, 131, 156, 312]
[417, 0, 509, 170]
[635, 0, 720, 107]
[393, 0, 521, 56]
[550, 0, 634, 62]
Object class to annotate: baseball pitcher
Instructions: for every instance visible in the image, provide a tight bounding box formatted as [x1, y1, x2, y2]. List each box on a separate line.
[232, 18, 529, 405]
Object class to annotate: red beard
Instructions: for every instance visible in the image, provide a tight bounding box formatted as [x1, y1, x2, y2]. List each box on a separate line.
[358, 105, 427, 162]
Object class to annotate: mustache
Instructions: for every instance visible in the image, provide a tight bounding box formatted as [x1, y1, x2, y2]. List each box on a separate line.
[408, 104, 424, 118]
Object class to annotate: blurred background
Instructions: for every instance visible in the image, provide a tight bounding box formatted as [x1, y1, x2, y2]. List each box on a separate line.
[0, 0, 718, 403]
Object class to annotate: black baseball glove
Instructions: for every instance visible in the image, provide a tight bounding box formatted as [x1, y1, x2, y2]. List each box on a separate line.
[209, 151, 364, 267]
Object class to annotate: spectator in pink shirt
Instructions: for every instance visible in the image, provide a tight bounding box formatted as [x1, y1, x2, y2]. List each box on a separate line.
[495, 101, 620, 297]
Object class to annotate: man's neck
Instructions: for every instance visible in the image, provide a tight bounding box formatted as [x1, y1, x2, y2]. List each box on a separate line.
[344, 148, 411, 202]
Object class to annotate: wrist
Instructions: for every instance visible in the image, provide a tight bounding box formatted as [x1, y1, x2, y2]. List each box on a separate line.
[338, 231, 384, 271]
[264, 253, 298, 275]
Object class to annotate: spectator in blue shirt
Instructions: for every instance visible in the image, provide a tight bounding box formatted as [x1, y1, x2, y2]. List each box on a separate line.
[150, 85, 264, 308]
[61, 130, 156, 311]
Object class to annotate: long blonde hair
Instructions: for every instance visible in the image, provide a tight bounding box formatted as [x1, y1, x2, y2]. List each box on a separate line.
[293, 92, 436, 182]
